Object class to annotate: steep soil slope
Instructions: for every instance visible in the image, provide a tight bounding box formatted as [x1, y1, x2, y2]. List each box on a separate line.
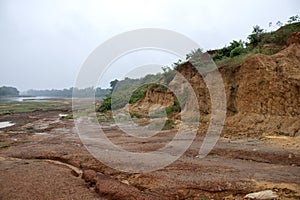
[131, 32, 300, 137]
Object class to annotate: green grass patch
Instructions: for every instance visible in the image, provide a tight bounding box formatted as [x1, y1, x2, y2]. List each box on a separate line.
[215, 52, 253, 68]
[129, 86, 147, 104]
[0, 101, 68, 115]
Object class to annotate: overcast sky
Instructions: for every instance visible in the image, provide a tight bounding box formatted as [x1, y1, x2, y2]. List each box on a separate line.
[0, 0, 299, 91]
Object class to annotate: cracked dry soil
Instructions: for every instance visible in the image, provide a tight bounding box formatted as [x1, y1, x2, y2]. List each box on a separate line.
[0, 108, 300, 200]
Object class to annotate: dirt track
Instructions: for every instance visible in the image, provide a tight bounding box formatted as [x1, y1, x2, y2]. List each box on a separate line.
[0, 110, 300, 200]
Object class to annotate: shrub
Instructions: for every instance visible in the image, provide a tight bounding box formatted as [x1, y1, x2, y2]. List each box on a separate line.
[212, 40, 244, 60]
[165, 106, 175, 115]
[129, 86, 147, 104]
[250, 22, 300, 47]
[162, 66, 176, 85]
[247, 25, 264, 46]
[98, 94, 112, 112]
[166, 97, 181, 115]
[230, 46, 247, 57]
[163, 119, 175, 130]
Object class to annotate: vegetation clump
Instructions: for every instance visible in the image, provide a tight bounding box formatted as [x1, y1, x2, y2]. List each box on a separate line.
[166, 98, 180, 115]
[163, 119, 175, 130]
[212, 16, 300, 67]
[98, 15, 300, 120]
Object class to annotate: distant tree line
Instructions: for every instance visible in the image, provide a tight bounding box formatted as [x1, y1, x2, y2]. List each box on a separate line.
[0, 86, 19, 96]
[26, 87, 110, 98]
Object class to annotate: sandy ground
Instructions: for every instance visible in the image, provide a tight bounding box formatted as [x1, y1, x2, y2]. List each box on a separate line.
[0, 109, 300, 200]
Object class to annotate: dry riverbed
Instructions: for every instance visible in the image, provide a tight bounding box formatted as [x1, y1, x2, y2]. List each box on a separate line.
[0, 101, 299, 199]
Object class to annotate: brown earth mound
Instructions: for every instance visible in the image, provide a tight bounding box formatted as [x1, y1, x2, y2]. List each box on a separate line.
[131, 32, 300, 137]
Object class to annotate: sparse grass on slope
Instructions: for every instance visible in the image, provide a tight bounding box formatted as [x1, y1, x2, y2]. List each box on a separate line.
[213, 22, 300, 68]
[215, 52, 254, 69]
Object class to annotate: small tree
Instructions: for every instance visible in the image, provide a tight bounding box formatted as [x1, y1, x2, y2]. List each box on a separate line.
[276, 21, 283, 27]
[230, 46, 246, 57]
[162, 66, 176, 85]
[212, 40, 244, 60]
[247, 25, 264, 46]
[269, 22, 272, 28]
[287, 15, 300, 24]
[252, 25, 264, 35]
[109, 79, 119, 91]
[98, 94, 112, 112]
[186, 48, 203, 60]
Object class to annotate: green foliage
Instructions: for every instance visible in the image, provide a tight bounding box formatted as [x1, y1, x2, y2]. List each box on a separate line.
[252, 47, 280, 55]
[259, 22, 300, 46]
[230, 46, 247, 57]
[246, 18, 300, 48]
[140, 74, 160, 84]
[165, 106, 175, 115]
[99, 17, 300, 114]
[162, 66, 176, 85]
[186, 48, 218, 73]
[163, 119, 175, 130]
[95, 88, 111, 97]
[98, 94, 112, 112]
[247, 34, 260, 46]
[110, 79, 119, 91]
[74, 87, 110, 98]
[185, 48, 203, 60]
[276, 21, 283, 27]
[212, 40, 245, 60]
[287, 15, 300, 24]
[166, 97, 181, 115]
[129, 86, 147, 104]
[215, 52, 253, 68]
[213, 19, 300, 67]
[252, 25, 264, 34]
[0, 86, 19, 96]
[172, 59, 184, 71]
[99, 74, 162, 112]
[247, 25, 264, 46]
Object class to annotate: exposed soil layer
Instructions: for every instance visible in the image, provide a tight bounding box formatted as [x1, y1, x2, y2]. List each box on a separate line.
[130, 32, 300, 138]
[1, 109, 299, 199]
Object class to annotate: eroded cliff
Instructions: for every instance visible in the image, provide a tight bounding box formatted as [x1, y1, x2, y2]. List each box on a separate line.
[130, 32, 300, 137]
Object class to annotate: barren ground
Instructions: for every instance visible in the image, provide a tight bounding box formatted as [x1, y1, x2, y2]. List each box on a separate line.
[0, 101, 299, 200]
